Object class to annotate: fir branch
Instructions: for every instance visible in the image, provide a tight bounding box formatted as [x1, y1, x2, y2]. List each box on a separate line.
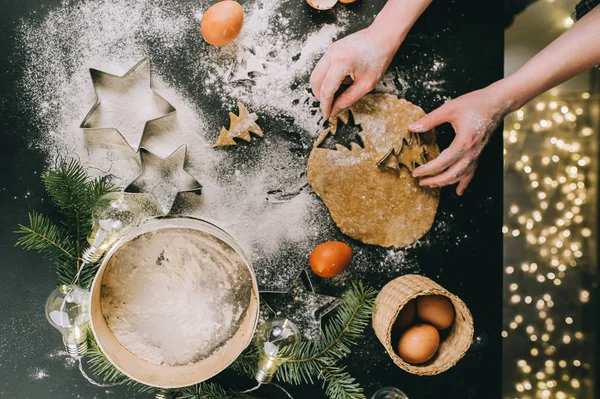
[15, 212, 79, 285]
[319, 363, 365, 399]
[15, 212, 77, 261]
[86, 337, 155, 394]
[230, 343, 259, 377]
[42, 159, 117, 241]
[22, 159, 118, 286]
[276, 282, 377, 386]
[169, 383, 257, 399]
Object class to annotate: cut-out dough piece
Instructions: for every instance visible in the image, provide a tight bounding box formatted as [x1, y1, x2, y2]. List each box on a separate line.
[377, 135, 428, 172]
[214, 102, 263, 147]
[307, 94, 440, 248]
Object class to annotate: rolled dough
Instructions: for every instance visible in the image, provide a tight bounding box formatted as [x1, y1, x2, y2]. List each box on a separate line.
[307, 94, 440, 248]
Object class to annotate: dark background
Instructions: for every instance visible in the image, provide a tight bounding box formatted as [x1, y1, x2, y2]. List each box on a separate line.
[0, 0, 503, 398]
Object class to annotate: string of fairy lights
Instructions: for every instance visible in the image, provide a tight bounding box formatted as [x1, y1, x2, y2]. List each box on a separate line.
[502, 91, 597, 399]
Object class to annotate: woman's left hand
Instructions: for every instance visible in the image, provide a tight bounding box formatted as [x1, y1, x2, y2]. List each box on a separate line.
[408, 85, 511, 195]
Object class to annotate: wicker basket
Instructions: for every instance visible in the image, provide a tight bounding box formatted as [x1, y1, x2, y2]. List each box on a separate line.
[373, 274, 474, 376]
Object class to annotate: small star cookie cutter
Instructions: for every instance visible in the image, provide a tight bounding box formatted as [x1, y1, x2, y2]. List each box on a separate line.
[260, 270, 340, 340]
[125, 145, 202, 215]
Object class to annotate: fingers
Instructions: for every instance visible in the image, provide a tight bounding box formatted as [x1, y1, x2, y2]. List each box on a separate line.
[418, 157, 471, 187]
[413, 138, 464, 178]
[330, 81, 372, 117]
[408, 103, 452, 133]
[319, 65, 349, 118]
[456, 171, 475, 196]
[310, 54, 330, 100]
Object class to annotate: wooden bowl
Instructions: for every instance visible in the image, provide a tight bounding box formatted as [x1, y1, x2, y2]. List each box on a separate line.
[372, 274, 474, 376]
[89, 217, 259, 388]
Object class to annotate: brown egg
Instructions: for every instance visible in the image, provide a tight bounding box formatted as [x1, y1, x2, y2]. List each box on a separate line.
[397, 324, 440, 364]
[200, 1, 244, 47]
[393, 299, 416, 331]
[339, 0, 357, 3]
[416, 295, 455, 330]
[306, 0, 338, 10]
[309, 241, 352, 278]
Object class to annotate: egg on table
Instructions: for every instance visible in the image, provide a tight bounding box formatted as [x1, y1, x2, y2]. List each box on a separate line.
[200, 1, 244, 47]
[309, 241, 352, 278]
[306, 0, 338, 10]
[393, 299, 416, 331]
[416, 295, 455, 330]
[397, 324, 440, 364]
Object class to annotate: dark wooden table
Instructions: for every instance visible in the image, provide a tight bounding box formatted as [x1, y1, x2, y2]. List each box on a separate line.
[0, 0, 503, 397]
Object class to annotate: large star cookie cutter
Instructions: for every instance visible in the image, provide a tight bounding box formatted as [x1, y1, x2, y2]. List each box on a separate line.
[80, 58, 176, 153]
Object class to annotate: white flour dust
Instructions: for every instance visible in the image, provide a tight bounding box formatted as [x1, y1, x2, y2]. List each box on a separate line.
[194, 0, 349, 133]
[16, 0, 430, 289]
[28, 367, 49, 380]
[101, 228, 253, 365]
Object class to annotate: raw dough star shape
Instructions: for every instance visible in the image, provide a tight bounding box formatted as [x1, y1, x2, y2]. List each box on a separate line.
[377, 134, 428, 172]
[80, 58, 176, 152]
[125, 145, 202, 214]
[214, 102, 263, 147]
[261, 270, 340, 340]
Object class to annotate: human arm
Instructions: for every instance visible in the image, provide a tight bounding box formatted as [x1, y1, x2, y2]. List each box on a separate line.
[311, 0, 432, 118]
[409, 5, 600, 195]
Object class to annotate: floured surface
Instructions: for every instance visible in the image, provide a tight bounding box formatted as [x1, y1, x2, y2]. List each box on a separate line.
[100, 227, 253, 366]
[307, 94, 440, 248]
[15, 0, 453, 290]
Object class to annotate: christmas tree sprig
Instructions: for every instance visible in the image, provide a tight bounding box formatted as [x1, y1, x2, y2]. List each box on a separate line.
[233, 283, 377, 399]
[15, 159, 117, 287]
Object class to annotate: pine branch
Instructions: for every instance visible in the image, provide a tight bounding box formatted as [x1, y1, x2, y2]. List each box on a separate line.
[15, 212, 79, 285]
[86, 337, 156, 394]
[318, 363, 365, 399]
[276, 283, 377, 386]
[42, 159, 117, 242]
[169, 383, 257, 399]
[27, 159, 118, 285]
[230, 343, 258, 377]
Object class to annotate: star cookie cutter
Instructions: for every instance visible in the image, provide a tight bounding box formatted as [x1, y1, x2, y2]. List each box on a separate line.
[125, 145, 202, 215]
[260, 270, 340, 340]
[80, 58, 176, 153]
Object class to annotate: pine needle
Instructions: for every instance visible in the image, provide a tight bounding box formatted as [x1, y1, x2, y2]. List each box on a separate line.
[15, 212, 79, 285]
[276, 282, 377, 388]
[319, 363, 365, 399]
[169, 383, 257, 399]
[86, 337, 155, 393]
[16, 159, 117, 287]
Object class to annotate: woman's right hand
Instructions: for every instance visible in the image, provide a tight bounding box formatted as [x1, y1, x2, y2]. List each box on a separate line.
[310, 25, 400, 119]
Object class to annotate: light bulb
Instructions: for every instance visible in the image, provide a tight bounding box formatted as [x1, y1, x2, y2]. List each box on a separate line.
[371, 387, 409, 399]
[82, 192, 158, 264]
[255, 318, 301, 384]
[45, 285, 90, 358]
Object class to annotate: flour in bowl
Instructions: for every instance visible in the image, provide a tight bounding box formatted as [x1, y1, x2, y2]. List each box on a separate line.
[100, 227, 254, 366]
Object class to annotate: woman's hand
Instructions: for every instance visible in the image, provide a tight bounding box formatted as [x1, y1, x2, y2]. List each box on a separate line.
[408, 85, 511, 195]
[410, 5, 600, 196]
[310, 26, 399, 118]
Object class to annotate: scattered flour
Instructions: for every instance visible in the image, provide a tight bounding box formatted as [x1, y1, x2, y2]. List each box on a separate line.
[101, 227, 253, 365]
[28, 367, 49, 380]
[14, 0, 447, 291]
